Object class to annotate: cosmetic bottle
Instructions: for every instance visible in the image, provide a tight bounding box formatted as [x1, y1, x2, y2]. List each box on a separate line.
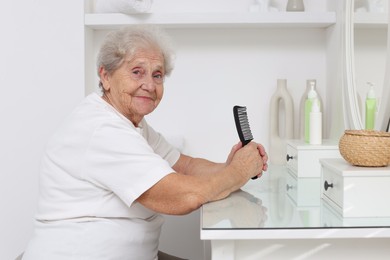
[299, 79, 324, 140]
[309, 98, 322, 145]
[304, 81, 318, 143]
[365, 82, 377, 130]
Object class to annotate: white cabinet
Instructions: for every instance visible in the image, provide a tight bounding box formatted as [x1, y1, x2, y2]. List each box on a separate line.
[321, 158, 390, 218]
[286, 139, 341, 177]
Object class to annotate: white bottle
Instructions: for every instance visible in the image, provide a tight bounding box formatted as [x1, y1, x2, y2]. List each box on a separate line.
[300, 79, 324, 140]
[309, 98, 322, 145]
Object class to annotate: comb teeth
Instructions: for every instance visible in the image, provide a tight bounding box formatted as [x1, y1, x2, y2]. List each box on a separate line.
[233, 105, 254, 146]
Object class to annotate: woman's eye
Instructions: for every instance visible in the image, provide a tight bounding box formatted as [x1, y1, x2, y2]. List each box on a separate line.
[153, 73, 165, 83]
[132, 69, 144, 78]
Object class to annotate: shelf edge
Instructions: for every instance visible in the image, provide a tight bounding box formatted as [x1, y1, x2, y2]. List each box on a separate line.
[85, 12, 337, 30]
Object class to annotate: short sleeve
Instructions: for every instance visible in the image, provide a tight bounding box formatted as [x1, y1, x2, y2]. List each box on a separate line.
[140, 119, 180, 167]
[82, 120, 175, 207]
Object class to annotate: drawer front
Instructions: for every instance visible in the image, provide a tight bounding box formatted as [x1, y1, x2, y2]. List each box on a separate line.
[286, 147, 341, 178]
[286, 170, 298, 203]
[343, 177, 390, 217]
[322, 166, 344, 209]
[286, 145, 298, 174]
[286, 170, 321, 207]
[298, 150, 341, 178]
[321, 200, 342, 227]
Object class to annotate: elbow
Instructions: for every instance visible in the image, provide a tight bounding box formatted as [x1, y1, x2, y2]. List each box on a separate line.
[187, 193, 206, 213]
[173, 193, 206, 215]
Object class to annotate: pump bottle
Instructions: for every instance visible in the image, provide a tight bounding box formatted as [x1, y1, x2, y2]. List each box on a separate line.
[309, 98, 322, 145]
[304, 81, 318, 143]
[365, 82, 377, 130]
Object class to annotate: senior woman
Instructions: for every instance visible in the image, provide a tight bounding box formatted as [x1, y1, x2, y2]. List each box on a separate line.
[22, 25, 268, 260]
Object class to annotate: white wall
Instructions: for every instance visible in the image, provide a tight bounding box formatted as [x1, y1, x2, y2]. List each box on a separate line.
[148, 27, 328, 158]
[0, 1, 84, 259]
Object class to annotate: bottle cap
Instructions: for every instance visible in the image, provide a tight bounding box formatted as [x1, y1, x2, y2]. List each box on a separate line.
[308, 81, 318, 99]
[366, 82, 375, 99]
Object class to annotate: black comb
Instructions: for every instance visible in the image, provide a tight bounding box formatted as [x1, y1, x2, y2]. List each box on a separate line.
[233, 105, 257, 180]
[233, 105, 254, 146]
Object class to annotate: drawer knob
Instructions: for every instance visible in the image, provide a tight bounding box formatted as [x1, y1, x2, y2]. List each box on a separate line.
[286, 184, 293, 191]
[324, 181, 333, 191]
[286, 154, 294, 162]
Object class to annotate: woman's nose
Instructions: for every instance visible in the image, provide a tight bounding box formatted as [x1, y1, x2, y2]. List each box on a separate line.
[140, 76, 156, 91]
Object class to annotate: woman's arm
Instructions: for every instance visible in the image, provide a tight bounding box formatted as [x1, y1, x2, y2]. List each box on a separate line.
[173, 142, 268, 178]
[136, 142, 266, 215]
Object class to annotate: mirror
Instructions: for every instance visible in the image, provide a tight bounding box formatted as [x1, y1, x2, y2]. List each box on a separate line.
[378, 0, 390, 131]
[343, 0, 390, 131]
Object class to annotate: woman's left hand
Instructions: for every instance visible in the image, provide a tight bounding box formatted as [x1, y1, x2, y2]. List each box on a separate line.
[226, 141, 268, 172]
[256, 143, 268, 172]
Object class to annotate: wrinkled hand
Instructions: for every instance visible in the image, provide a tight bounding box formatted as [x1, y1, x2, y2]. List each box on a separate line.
[226, 141, 243, 165]
[227, 141, 268, 180]
[255, 142, 268, 173]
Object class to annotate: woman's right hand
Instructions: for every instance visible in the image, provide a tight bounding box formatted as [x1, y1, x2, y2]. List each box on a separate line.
[229, 142, 264, 180]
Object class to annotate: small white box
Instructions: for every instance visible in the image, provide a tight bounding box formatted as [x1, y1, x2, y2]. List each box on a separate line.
[321, 158, 390, 218]
[286, 139, 341, 178]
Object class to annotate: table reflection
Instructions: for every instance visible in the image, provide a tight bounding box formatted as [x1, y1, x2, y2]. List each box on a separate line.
[202, 165, 390, 230]
[202, 190, 268, 229]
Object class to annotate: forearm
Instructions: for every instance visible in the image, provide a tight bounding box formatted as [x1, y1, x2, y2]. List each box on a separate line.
[179, 156, 226, 177]
[185, 158, 247, 200]
[173, 154, 249, 202]
[137, 165, 246, 215]
[202, 164, 248, 202]
[139, 145, 263, 215]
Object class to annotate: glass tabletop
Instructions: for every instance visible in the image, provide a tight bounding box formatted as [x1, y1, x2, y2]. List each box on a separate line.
[201, 164, 390, 230]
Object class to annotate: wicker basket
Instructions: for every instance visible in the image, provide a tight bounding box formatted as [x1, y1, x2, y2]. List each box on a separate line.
[339, 130, 390, 167]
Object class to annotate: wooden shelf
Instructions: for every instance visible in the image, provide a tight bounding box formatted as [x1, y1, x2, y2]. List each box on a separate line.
[85, 12, 337, 30]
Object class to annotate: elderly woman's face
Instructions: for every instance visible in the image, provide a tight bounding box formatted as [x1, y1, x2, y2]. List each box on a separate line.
[100, 48, 165, 126]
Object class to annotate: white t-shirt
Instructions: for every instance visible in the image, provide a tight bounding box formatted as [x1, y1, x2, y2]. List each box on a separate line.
[23, 93, 180, 260]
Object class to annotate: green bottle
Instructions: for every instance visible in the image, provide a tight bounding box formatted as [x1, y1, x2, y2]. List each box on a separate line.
[365, 82, 377, 130]
[304, 81, 318, 143]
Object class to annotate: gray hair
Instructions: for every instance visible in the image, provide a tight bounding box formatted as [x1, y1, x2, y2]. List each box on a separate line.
[96, 25, 175, 91]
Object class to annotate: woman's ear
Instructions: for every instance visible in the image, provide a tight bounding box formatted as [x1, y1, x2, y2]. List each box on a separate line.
[99, 66, 110, 91]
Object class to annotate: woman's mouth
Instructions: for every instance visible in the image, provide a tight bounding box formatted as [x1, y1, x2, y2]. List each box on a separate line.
[134, 95, 155, 101]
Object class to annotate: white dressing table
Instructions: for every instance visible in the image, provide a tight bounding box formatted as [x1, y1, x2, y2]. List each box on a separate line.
[201, 165, 390, 260]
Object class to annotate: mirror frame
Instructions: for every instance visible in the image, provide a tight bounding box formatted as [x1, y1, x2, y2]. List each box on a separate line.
[377, 1, 390, 131]
[343, 0, 390, 131]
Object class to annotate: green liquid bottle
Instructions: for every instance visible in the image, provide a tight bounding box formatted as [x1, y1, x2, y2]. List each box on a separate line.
[304, 81, 318, 143]
[365, 82, 377, 130]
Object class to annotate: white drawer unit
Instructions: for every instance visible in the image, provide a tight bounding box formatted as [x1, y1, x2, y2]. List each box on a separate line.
[286, 170, 321, 207]
[320, 158, 390, 218]
[286, 139, 341, 178]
